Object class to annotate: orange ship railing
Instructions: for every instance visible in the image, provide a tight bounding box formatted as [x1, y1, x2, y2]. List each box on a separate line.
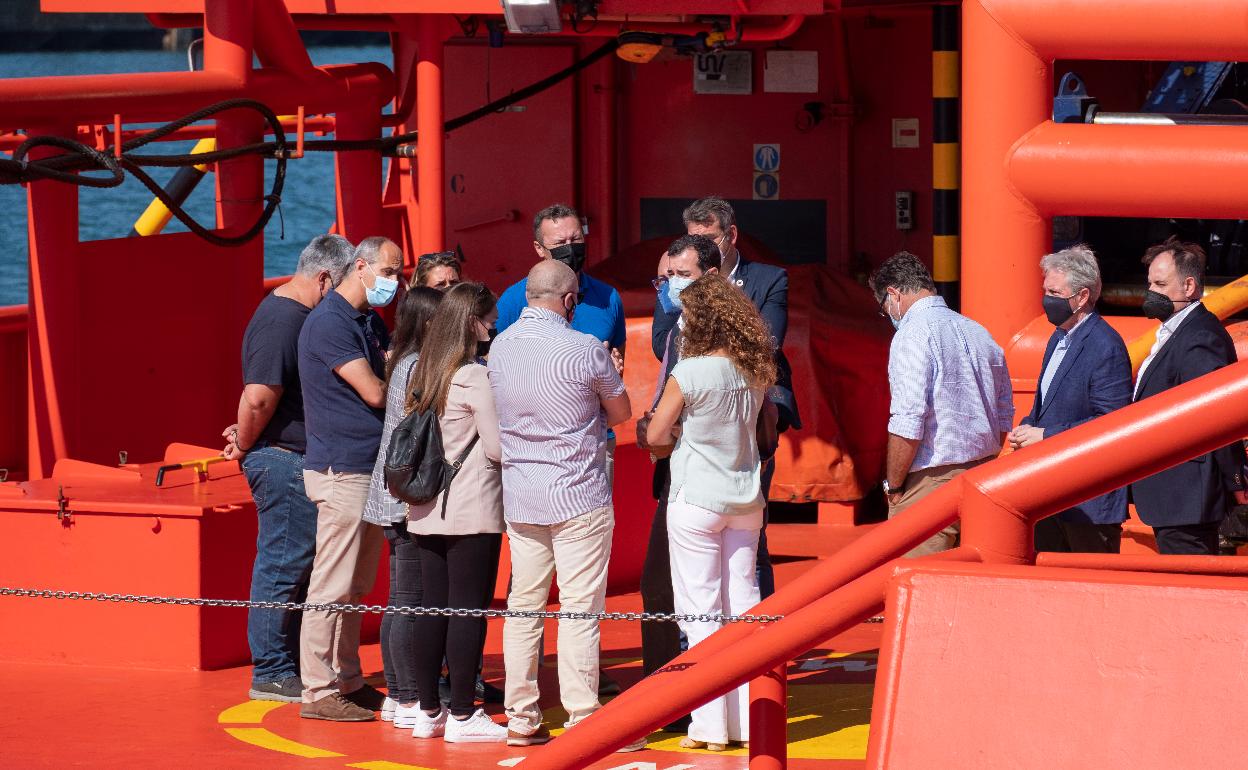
[523, 359, 1248, 770]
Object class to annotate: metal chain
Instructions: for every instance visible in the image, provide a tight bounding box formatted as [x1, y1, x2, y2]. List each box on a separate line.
[0, 587, 791, 625]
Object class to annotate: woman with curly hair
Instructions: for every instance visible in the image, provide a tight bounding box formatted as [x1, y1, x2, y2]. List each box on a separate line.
[645, 274, 777, 751]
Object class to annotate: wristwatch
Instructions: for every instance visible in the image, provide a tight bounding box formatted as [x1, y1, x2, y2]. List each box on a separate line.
[882, 479, 894, 496]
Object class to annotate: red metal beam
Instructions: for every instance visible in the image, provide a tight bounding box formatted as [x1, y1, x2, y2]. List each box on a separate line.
[0, 64, 391, 128]
[1036, 552, 1248, 576]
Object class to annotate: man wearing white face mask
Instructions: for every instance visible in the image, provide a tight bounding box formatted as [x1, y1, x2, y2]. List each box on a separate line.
[870, 251, 1013, 557]
[296, 236, 400, 720]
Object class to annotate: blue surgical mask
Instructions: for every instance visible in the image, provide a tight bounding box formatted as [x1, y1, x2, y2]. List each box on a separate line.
[666, 275, 694, 310]
[364, 264, 398, 308]
[657, 281, 679, 315]
[884, 294, 901, 330]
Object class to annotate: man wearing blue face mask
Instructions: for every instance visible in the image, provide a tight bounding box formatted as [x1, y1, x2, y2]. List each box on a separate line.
[296, 235, 398, 721]
[636, 233, 719, 698]
[870, 251, 1013, 557]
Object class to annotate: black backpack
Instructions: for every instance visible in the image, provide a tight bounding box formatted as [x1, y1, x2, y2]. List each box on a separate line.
[384, 405, 478, 519]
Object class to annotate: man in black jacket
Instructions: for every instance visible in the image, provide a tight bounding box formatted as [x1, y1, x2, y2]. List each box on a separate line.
[1129, 237, 1246, 555]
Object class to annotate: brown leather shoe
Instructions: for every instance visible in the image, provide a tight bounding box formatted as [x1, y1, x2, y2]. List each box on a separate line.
[506, 725, 552, 747]
[300, 693, 376, 722]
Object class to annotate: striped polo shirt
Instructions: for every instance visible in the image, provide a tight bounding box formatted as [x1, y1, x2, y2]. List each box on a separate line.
[487, 306, 626, 525]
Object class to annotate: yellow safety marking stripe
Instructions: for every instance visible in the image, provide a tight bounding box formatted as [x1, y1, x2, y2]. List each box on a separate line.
[932, 51, 960, 98]
[347, 762, 437, 770]
[217, 700, 287, 724]
[223, 727, 345, 758]
[933, 235, 961, 282]
[932, 142, 960, 190]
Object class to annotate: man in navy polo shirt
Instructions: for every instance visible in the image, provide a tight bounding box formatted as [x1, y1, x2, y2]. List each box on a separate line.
[494, 203, 626, 696]
[297, 235, 400, 722]
[222, 233, 355, 705]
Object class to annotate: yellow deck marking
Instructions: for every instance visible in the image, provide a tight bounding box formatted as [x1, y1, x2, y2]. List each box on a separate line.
[218, 700, 287, 724]
[348, 762, 436, 770]
[223, 727, 345, 758]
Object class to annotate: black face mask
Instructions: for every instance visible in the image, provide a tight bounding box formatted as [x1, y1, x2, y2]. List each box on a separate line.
[476, 327, 498, 359]
[1042, 294, 1077, 327]
[549, 242, 587, 274]
[1142, 289, 1183, 322]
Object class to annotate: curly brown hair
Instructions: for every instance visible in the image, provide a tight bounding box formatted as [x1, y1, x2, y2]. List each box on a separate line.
[678, 275, 777, 388]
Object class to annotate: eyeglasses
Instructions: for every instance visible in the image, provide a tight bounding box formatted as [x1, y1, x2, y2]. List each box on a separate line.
[419, 250, 457, 262]
[651, 275, 668, 291]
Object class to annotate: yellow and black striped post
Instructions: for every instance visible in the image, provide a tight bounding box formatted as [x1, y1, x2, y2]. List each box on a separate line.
[129, 137, 215, 237]
[932, 3, 960, 307]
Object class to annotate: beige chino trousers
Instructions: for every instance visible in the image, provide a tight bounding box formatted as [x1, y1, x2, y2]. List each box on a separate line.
[503, 505, 614, 734]
[299, 468, 384, 703]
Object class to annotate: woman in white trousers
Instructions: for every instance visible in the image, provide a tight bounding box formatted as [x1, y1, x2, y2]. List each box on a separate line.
[646, 272, 778, 751]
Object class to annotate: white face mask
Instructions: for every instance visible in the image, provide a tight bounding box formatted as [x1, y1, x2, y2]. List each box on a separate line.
[666, 275, 694, 310]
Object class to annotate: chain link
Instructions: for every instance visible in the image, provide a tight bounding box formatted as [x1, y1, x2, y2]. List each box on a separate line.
[0, 587, 792, 625]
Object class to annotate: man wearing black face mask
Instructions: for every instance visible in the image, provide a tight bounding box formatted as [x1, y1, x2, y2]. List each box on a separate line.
[492, 203, 627, 697]
[1007, 246, 1132, 553]
[1130, 236, 1247, 555]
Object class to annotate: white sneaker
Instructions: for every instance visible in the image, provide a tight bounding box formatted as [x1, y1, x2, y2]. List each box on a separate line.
[444, 708, 508, 743]
[380, 696, 398, 722]
[412, 707, 448, 739]
[393, 703, 422, 729]
[617, 736, 648, 752]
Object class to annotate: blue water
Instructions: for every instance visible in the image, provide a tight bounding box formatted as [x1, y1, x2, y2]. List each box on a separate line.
[0, 45, 391, 307]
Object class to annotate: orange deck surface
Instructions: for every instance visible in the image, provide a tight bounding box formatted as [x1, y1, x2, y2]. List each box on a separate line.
[4, 524, 880, 769]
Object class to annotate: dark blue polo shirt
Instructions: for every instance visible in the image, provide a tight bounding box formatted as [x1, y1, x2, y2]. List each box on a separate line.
[495, 272, 626, 349]
[297, 291, 391, 473]
[241, 293, 310, 453]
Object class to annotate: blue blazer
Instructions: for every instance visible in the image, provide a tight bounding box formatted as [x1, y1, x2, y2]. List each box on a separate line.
[1021, 312, 1132, 524]
[1128, 304, 1244, 527]
[651, 256, 801, 431]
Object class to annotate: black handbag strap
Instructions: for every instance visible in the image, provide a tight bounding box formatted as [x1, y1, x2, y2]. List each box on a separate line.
[439, 433, 480, 520]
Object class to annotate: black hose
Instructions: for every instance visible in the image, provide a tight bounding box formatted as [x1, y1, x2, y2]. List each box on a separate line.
[0, 38, 620, 246]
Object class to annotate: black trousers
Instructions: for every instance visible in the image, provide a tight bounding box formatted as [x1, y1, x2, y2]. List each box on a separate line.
[414, 532, 502, 716]
[1154, 521, 1221, 555]
[382, 522, 423, 703]
[640, 460, 680, 677]
[1034, 516, 1122, 554]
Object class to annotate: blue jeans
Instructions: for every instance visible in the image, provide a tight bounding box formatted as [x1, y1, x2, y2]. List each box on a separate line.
[244, 445, 318, 685]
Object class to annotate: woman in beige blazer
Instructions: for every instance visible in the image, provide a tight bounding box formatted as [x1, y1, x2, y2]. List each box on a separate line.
[402, 282, 506, 743]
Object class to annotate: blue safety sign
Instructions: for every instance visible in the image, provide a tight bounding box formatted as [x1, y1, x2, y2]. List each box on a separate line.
[753, 143, 780, 172]
[753, 172, 779, 200]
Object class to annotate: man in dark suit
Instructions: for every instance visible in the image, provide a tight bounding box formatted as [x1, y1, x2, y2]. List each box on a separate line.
[638, 197, 800, 683]
[1129, 237, 1246, 555]
[1008, 246, 1132, 553]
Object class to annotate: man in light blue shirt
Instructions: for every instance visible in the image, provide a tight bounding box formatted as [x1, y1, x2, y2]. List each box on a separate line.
[870, 252, 1013, 556]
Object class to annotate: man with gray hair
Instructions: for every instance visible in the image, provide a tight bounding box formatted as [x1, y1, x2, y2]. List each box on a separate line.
[488, 259, 636, 749]
[1007, 245, 1132, 553]
[870, 251, 1013, 556]
[296, 235, 403, 720]
[221, 233, 355, 704]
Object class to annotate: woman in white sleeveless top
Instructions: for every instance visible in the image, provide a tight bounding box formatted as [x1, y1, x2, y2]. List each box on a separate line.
[646, 274, 777, 751]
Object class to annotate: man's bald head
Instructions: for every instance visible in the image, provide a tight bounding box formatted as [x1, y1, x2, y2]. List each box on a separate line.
[525, 259, 578, 318]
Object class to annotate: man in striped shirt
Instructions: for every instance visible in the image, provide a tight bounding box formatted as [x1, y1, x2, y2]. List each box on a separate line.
[870, 252, 1013, 557]
[487, 260, 633, 747]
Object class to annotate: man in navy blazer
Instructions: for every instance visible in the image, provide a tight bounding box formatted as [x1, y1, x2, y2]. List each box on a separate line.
[1008, 246, 1132, 553]
[1127, 237, 1245, 555]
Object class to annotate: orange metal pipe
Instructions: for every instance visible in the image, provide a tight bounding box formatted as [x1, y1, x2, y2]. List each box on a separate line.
[0, 64, 391, 128]
[749, 663, 787, 770]
[415, 17, 445, 253]
[960, 0, 1048, 344]
[0, 305, 27, 333]
[981, 0, 1248, 61]
[960, 360, 1248, 561]
[251, 0, 317, 76]
[0, 117, 336, 153]
[523, 547, 980, 769]
[1036, 552, 1248, 576]
[1010, 123, 1248, 219]
[206, 0, 261, 236]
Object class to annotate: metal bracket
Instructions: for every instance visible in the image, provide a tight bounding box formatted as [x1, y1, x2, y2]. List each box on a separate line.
[0, 468, 7, 483]
[118, 451, 128, 466]
[56, 485, 71, 523]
